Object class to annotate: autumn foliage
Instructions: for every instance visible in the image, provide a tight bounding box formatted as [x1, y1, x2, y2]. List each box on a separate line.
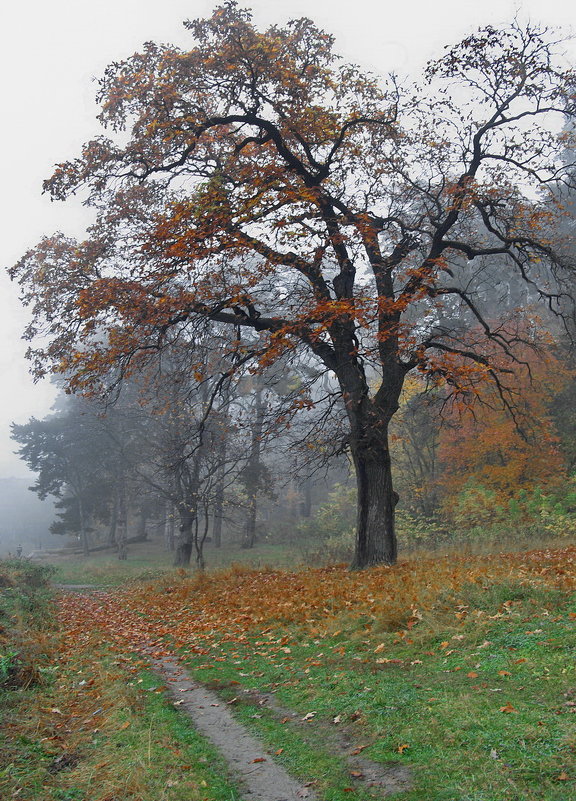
[10, 3, 576, 566]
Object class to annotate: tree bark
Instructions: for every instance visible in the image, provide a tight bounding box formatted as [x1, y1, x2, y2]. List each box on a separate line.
[242, 379, 265, 549]
[350, 438, 398, 568]
[174, 510, 194, 566]
[212, 493, 223, 548]
[116, 482, 128, 560]
[174, 500, 198, 567]
[334, 350, 403, 568]
[77, 493, 90, 557]
[164, 503, 175, 551]
[107, 491, 118, 546]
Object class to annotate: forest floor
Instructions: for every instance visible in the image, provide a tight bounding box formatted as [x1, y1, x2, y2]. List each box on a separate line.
[1, 544, 575, 801]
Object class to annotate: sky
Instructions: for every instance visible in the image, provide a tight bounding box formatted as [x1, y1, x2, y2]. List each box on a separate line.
[1, 0, 574, 478]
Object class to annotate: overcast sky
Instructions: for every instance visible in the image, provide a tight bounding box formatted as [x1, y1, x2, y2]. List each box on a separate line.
[1, 0, 574, 478]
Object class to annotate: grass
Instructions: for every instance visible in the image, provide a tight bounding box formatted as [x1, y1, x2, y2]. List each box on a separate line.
[0, 651, 243, 801]
[0, 559, 243, 801]
[3, 546, 575, 800]
[46, 540, 302, 586]
[171, 563, 575, 801]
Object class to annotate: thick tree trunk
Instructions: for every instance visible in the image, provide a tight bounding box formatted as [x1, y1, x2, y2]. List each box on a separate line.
[164, 503, 175, 551]
[174, 515, 193, 566]
[343, 389, 401, 568]
[350, 442, 398, 569]
[242, 497, 257, 549]
[135, 510, 148, 542]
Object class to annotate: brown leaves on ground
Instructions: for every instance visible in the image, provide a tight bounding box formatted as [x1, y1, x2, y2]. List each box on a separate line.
[56, 547, 575, 668]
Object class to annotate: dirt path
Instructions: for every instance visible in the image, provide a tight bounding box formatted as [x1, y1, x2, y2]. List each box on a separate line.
[56, 586, 411, 799]
[149, 653, 315, 801]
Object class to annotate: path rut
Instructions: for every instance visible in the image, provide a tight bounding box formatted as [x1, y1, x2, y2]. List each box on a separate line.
[148, 653, 315, 801]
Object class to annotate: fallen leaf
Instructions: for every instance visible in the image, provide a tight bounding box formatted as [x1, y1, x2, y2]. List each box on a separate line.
[397, 743, 410, 753]
[302, 711, 316, 721]
[467, 672, 479, 678]
[252, 757, 266, 763]
[499, 702, 518, 714]
[498, 671, 511, 676]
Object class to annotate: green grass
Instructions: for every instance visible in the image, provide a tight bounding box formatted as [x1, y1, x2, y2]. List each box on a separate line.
[0, 659, 243, 801]
[179, 581, 576, 801]
[0, 558, 243, 801]
[46, 540, 303, 586]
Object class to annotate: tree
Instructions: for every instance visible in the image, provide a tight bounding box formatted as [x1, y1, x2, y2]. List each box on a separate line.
[11, 398, 113, 555]
[11, 4, 576, 566]
[437, 339, 572, 521]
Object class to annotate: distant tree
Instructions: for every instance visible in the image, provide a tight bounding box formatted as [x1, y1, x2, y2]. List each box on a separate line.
[437, 339, 572, 516]
[11, 399, 112, 555]
[389, 378, 442, 518]
[11, 5, 576, 566]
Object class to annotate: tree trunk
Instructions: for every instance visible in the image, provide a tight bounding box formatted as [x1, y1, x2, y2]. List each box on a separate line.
[107, 492, 118, 546]
[350, 442, 398, 569]
[242, 379, 265, 549]
[135, 510, 147, 542]
[78, 494, 90, 557]
[164, 503, 175, 551]
[300, 478, 312, 518]
[116, 483, 128, 560]
[212, 493, 223, 548]
[242, 496, 258, 549]
[174, 513, 194, 566]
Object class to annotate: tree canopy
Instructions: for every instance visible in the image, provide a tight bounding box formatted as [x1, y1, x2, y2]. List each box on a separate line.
[11, 2, 576, 566]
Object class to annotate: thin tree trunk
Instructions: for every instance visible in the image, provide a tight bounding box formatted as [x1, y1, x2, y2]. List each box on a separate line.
[78, 494, 90, 557]
[300, 478, 312, 518]
[213, 493, 223, 548]
[242, 380, 265, 549]
[107, 491, 118, 546]
[164, 503, 175, 551]
[117, 482, 128, 560]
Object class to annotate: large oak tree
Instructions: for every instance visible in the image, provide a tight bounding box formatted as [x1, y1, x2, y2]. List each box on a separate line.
[11, 3, 576, 566]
